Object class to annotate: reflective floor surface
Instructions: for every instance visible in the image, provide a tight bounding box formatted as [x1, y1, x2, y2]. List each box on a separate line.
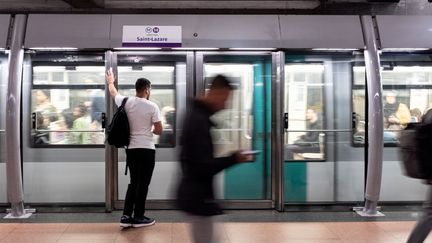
[0, 209, 427, 243]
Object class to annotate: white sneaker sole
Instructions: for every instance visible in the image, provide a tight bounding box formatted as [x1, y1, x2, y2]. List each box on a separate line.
[132, 220, 156, 228]
[120, 223, 132, 228]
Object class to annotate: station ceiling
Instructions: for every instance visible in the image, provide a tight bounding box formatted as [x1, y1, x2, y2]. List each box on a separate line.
[0, 0, 430, 15]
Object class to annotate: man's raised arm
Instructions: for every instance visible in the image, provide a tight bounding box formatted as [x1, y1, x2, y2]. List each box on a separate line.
[106, 68, 118, 98]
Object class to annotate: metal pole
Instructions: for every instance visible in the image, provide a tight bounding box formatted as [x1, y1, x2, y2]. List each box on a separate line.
[272, 51, 285, 212]
[195, 52, 204, 96]
[5, 14, 32, 218]
[105, 51, 118, 212]
[186, 51, 195, 102]
[355, 15, 384, 217]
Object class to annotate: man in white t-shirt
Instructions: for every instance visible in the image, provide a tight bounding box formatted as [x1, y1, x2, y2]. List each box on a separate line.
[106, 69, 163, 228]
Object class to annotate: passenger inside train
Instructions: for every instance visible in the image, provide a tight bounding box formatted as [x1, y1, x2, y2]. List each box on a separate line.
[159, 106, 175, 145]
[410, 108, 422, 123]
[71, 104, 91, 144]
[383, 90, 410, 143]
[89, 90, 106, 144]
[285, 107, 322, 160]
[352, 64, 432, 147]
[33, 111, 49, 145]
[383, 90, 411, 129]
[34, 89, 58, 128]
[60, 109, 75, 144]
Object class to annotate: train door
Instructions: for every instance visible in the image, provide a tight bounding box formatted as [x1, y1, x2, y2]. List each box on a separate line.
[110, 51, 273, 208]
[0, 50, 8, 203]
[22, 52, 107, 203]
[110, 51, 190, 209]
[283, 52, 365, 204]
[195, 52, 272, 204]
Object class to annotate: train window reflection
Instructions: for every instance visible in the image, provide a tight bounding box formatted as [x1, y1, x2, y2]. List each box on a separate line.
[33, 66, 105, 85]
[31, 64, 106, 147]
[284, 64, 325, 161]
[353, 65, 432, 146]
[117, 66, 174, 85]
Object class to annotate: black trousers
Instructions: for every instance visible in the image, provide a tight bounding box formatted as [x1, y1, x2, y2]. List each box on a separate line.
[285, 144, 320, 160]
[123, 148, 155, 218]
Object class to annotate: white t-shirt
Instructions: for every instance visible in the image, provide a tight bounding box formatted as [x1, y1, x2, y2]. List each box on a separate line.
[115, 94, 161, 150]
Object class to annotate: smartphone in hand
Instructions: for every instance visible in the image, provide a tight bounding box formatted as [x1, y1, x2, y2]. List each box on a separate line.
[237, 150, 260, 162]
[240, 150, 261, 155]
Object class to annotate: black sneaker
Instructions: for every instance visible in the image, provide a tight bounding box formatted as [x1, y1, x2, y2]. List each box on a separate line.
[120, 215, 133, 228]
[132, 216, 156, 228]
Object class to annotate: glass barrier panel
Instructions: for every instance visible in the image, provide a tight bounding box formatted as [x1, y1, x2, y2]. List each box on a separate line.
[284, 64, 324, 162]
[202, 55, 272, 200]
[284, 52, 364, 203]
[23, 53, 106, 203]
[204, 64, 254, 155]
[116, 57, 183, 201]
[353, 64, 432, 146]
[380, 53, 432, 202]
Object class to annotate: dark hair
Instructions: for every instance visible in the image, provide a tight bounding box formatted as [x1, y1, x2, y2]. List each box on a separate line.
[423, 109, 432, 124]
[36, 112, 46, 129]
[135, 78, 151, 93]
[62, 109, 74, 129]
[75, 104, 87, 117]
[209, 75, 235, 91]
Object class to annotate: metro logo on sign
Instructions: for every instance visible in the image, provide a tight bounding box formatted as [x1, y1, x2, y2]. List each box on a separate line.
[122, 25, 182, 47]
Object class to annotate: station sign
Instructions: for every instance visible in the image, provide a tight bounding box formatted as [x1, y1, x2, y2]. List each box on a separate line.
[122, 25, 182, 47]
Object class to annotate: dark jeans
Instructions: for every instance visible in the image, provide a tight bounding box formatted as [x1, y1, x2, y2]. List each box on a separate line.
[123, 148, 155, 218]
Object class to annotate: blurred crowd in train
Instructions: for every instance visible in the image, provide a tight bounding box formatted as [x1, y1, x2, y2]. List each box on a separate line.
[33, 89, 105, 145]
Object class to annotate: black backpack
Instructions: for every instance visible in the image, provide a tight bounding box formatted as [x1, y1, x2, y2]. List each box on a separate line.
[399, 111, 432, 180]
[107, 97, 130, 148]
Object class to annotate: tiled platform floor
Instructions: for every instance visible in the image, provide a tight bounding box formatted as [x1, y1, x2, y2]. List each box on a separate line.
[0, 210, 429, 243]
[0, 221, 429, 243]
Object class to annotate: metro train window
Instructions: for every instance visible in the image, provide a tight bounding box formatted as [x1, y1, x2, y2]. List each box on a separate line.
[31, 65, 106, 147]
[284, 64, 325, 161]
[117, 65, 176, 148]
[352, 62, 432, 146]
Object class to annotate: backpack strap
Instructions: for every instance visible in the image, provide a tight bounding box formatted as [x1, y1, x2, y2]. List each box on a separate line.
[121, 97, 129, 175]
[120, 97, 128, 108]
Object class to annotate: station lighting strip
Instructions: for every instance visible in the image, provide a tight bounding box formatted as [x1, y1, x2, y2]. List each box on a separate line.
[29, 47, 78, 50]
[381, 48, 430, 52]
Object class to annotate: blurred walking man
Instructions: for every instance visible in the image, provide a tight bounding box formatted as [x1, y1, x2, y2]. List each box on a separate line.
[177, 75, 253, 243]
